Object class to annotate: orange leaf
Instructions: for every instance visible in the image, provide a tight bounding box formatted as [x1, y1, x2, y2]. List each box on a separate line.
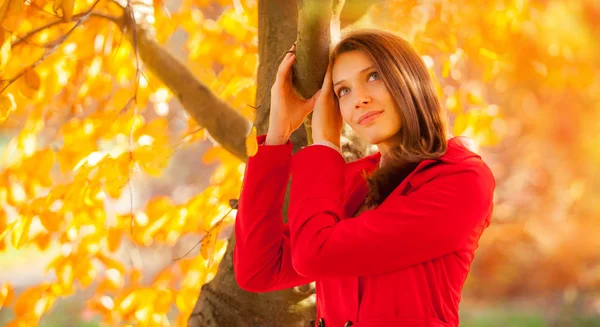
[0, 0, 9, 23]
[129, 268, 143, 286]
[96, 252, 125, 273]
[61, 0, 74, 21]
[14, 283, 51, 317]
[88, 294, 114, 316]
[200, 221, 221, 267]
[4, 0, 25, 31]
[19, 68, 41, 99]
[107, 227, 122, 252]
[33, 232, 51, 251]
[245, 126, 258, 157]
[39, 211, 62, 232]
[0, 282, 14, 309]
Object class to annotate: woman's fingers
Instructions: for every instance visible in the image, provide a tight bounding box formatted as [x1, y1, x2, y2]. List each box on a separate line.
[276, 43, 296, 81]
[320, 59, 334, 94]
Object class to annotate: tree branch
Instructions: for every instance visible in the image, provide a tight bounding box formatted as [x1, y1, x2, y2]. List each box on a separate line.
[11, 12, 120, 48]
[120, 7, 252, 162]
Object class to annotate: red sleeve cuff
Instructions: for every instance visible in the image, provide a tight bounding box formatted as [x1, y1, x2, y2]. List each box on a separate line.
[290, 145, 346, 212]
[242, 134, 294, 212]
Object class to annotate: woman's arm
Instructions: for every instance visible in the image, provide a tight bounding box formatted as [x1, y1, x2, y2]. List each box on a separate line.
[233, 134, 313, 292]
[287, 145, 495, 278]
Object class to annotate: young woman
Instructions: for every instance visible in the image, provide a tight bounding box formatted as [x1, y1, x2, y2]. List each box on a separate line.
[233, 29, 496, 327]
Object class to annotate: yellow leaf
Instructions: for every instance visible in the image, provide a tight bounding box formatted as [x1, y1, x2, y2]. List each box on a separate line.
[0, 93, 16, 122]
[134, 301, 152, 324]
[104, 155, 130, 198]
[479, 48, 498, 61]
[442, 60, 451, 78]
[200, 221, 221, 267]
[466, 92, 484, 105]
[245, 126, 258, 157]
[56, 261, 74, 287]
[0, 207, 9, 239]
[118, 291, 138, 317]
[0, 28, 10, 74]
[0, 282, 14, 309]
[141, 213, 170, 244]
[75, 260, 96, 287]
[453, 113, 469, 135]
[175, 289, 196, 314]
[10, 215, 32, 249]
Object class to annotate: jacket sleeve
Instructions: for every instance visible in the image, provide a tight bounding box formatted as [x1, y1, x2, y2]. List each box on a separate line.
[233, 134, 313, 292]
[288, 145, 495, 278]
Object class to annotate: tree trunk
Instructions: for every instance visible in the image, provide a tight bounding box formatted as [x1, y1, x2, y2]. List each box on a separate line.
[187, 0, 331, 325]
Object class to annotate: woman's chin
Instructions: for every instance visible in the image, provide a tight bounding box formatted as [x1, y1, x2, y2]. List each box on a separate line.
[361, 132, 389, 145]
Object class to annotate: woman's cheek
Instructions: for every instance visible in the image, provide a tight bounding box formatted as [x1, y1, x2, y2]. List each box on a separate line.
[339, 104, 353, 126]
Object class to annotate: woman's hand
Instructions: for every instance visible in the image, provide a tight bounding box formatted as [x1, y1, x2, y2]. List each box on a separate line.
[311, 60, 343, 148]
[267, 43, 320, 145]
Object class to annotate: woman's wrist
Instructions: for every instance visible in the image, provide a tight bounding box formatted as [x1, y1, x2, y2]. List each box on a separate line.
[312, 134, 340, 148]
[265, 130, 290, 145]
[312, 139, 342, 154]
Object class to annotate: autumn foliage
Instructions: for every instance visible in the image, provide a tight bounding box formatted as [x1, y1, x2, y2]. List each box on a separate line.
[0, 0, 599, 326]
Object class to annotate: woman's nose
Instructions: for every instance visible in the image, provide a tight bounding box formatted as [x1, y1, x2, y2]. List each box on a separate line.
[354, 95, 371, 108]
[353, 87, 372, 107]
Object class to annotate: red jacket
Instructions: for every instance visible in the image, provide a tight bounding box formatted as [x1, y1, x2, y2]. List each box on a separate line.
[234, 134, 495, 327]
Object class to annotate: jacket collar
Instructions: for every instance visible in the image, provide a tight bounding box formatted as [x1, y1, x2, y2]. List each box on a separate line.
[364, 136, 481, 168]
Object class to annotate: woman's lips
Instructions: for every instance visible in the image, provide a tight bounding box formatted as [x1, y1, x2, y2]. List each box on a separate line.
[358, 111, 383, 125]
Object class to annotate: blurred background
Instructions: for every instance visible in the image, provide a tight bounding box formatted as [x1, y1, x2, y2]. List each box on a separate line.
[0, 0, 599, 326]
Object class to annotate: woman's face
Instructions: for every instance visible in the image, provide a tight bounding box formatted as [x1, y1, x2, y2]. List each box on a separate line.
[332, 50, 402, 145]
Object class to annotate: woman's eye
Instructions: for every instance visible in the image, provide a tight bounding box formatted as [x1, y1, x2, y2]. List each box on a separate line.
[368, 72, 379, 81]
[336, 72, 378, 97]
[338, 88, 349, 97]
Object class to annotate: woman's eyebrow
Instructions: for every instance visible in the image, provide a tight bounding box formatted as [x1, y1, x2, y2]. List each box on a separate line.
[333, 66, 376, 87]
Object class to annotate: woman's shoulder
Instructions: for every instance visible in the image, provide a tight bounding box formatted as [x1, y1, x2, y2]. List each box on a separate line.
[411, 137, 496, 189]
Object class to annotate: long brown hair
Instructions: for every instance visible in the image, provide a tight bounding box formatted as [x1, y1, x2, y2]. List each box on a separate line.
[331, 29, 449, 208]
